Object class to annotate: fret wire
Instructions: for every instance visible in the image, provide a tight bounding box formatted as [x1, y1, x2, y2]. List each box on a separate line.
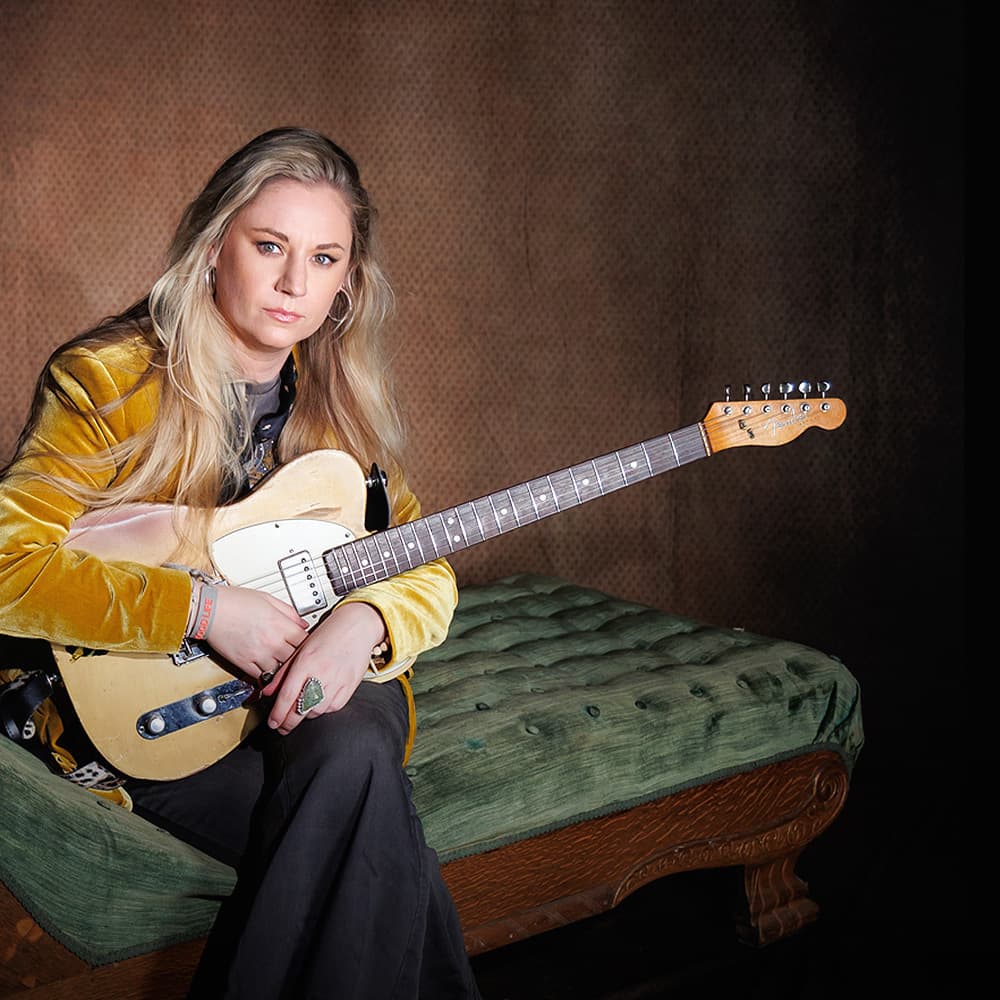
[548, 468, 574, 508]
[590, 458, 608, 495]
[473, 497, 499, 538]
[665, 432, 680, 467]
[430, 512, 454, 553]
[348, 539, 371, 586]
[544, 474, 561, 511]
[360, 534, 390, 583]
[638, 440, 654, 476]
[386, 527, 413, 573]
[614, 449, 630, 484]
[503, 488, 521, 526]
[524, 481, 541, 520]
[435, 510, 458, 552]
[566, 464, 584, 505]
[338, 542, 364, 589]
[324, 551, 349, 596]
[509, 483, 533, 524]
[351, 538, 376, 586]
[486, 493, 504, 533]
[413, 519, 441, 560]
[398, 522, 425, 569]
[570, 461, 597, 502]
[379, 529, 403, 575]
[591, 455, 618, 497]
[468, 498, 488, 538]
[419, 515, 442, 557]
[455, 507, 471, 547]
[605, 452, 627, 488]
[620, 445, 646, 481]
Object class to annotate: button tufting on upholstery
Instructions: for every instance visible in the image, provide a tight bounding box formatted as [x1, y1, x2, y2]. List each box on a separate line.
[403, 575, 863, 867]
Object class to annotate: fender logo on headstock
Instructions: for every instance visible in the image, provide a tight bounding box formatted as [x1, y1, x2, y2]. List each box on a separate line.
[705, 381, 846, 453]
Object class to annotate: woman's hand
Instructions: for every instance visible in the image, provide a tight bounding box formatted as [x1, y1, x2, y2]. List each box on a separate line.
[262, 601, 386, 735]
[204, 586, 309, 678]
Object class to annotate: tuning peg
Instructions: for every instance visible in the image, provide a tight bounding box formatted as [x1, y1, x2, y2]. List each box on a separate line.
[779, 382, 793, 399]
[761, 382, 771, 400]
[724, 384, 732, 402]
[742, 383, 752, 401]
[798, 380, 812, 398]
[816, 380, 831, 398]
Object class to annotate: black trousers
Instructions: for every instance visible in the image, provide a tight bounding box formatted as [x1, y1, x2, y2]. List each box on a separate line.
[129, 680, 480, 1000]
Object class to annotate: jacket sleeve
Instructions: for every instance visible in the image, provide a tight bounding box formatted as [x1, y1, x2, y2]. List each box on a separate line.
[336, 484, 458, 669]
[0, 345, 193, 652]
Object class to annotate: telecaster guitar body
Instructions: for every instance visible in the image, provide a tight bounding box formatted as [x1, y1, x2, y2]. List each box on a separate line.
[51, 391, 847, 780]
[54, 450, 375, 780]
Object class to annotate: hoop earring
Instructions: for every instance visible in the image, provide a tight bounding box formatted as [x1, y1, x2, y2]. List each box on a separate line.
[204, 266, 217, 296]
[328, 286, 354, 329]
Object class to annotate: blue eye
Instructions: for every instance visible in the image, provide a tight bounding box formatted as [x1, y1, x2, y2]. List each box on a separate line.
[314, 253, 337, 266]
[256, 241, 281, 255]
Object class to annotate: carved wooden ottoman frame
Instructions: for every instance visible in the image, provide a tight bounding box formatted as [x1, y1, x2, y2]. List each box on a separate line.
[1, 747, 848, 998]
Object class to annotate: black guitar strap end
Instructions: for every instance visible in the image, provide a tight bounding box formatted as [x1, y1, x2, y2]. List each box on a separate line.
[0, 670, 59, 741]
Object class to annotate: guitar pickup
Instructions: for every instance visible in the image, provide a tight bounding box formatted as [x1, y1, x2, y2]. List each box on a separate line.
[136, 678, 255, 740]
[278, 550, 330, 616]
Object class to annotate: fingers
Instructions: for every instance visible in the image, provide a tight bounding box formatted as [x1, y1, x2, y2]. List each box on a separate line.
[205, 587, 309, 677]
[265, 604, 384, 734]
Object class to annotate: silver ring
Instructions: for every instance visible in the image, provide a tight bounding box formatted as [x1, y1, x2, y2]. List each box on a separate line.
[296, 676, 324, 715]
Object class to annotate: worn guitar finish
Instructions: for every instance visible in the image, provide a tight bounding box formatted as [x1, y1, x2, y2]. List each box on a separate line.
[54, 393, 847, 780]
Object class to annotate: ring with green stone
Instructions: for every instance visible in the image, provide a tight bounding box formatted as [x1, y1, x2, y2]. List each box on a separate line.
[296, 676, 325, 715]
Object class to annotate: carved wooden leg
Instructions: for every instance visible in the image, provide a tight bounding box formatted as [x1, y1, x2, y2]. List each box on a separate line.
[736, 848, 820, 946]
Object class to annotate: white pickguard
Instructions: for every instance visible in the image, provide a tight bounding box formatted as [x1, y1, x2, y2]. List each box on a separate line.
[210, 518, 355, 628]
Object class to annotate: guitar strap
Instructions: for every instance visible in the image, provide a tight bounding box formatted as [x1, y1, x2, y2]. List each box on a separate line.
[1, 647, 130, 801]
[0, 668, 57, 741]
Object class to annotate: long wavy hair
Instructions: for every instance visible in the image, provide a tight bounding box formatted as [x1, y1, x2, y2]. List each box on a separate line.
[12, 128, 404, 531]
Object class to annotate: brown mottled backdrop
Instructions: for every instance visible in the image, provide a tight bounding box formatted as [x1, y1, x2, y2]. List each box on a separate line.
[1, 0, 966, 968]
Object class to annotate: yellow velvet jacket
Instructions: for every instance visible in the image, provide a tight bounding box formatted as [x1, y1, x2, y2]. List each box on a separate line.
[0, 332, 457, 799]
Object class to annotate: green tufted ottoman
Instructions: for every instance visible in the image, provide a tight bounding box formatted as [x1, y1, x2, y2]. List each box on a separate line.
[1, 575, 862, 997]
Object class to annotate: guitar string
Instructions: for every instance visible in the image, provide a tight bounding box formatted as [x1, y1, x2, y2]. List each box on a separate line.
[218, 404, 831, 600]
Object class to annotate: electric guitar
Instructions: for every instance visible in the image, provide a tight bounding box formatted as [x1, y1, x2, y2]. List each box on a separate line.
[54, 386, 847, 780]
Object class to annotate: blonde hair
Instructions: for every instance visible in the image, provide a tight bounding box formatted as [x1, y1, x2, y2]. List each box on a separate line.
[15, 128, 404, 529]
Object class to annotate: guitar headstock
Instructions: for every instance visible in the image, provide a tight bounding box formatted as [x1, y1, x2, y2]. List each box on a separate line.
[702, 381, 846, 453]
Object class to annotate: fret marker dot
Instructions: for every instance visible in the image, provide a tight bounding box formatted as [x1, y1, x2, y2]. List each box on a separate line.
[382, 550, 391, 559]
[361, 559, 369, 566]
[582, 477, 590, 485]
[407, 542, 415, 549]
[453, 534, 461, 542]
[340, 565, 349, 573]
[629, 461, 638, 469]
[500, 508, 508, 515]
[447, 516, 455, 525]
[539, 493, 547, 501]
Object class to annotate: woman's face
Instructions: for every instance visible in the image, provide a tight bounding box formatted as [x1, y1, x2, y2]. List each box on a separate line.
[213, 178, 353, 381]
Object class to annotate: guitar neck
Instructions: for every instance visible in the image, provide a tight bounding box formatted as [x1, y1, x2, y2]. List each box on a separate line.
[322, 421, 708, 596]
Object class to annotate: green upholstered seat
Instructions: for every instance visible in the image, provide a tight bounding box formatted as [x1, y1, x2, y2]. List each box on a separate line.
[0, 574, 863, 965]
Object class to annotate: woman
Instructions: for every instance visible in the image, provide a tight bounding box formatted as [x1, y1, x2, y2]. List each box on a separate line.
[0, 127, 480, 998]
